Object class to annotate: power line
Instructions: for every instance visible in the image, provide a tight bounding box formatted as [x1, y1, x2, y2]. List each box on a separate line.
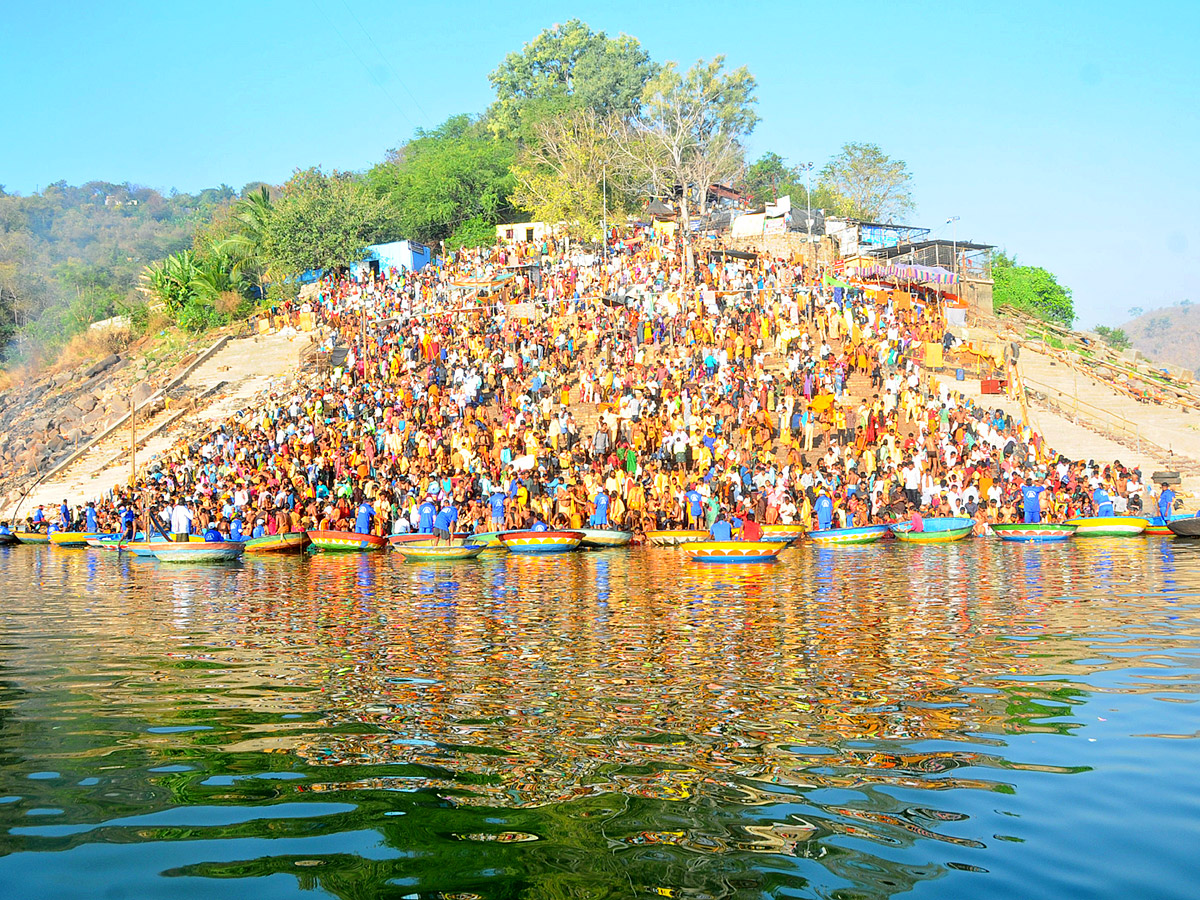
[310, 0, 419, 135]
[338, 0, 435, 128]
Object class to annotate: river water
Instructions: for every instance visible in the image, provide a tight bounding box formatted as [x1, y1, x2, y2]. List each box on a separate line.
[0, 540, 1197, 899]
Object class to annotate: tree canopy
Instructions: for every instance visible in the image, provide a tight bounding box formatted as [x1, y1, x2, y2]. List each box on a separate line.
[264, 168, 383, 276]
[992, 251, 1075, 325]
[367, 116, 516, 248]
[488, 19, 656, 141]
[818, 142, 914, 222]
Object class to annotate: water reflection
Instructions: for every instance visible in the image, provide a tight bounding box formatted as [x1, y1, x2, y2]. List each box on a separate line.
[0, 541, 1198, 899]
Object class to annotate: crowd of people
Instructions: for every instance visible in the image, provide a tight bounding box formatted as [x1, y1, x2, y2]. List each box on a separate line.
[11, 227, 1187, 543]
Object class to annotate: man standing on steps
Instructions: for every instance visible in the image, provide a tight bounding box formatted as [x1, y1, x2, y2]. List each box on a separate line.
[170, 496, 192, 542]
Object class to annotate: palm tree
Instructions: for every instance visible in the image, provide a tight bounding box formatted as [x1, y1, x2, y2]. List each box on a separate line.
[215, 186, 278, 299]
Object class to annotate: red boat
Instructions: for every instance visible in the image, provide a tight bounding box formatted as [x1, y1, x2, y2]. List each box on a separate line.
[305, 530, 388, 552]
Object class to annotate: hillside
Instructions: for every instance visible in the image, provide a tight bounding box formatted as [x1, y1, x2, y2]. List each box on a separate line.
[1120, 303, 1200, 375]
[0, 181, 256, 360]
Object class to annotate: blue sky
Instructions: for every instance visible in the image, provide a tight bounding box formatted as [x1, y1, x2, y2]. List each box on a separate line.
[3, 0, 1196, 326]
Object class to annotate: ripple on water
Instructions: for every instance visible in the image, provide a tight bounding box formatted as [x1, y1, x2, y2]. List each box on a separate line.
[0, 540, 1197, 899]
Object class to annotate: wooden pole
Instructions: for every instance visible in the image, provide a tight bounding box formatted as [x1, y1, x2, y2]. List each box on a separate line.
[129, 398, 136, 487]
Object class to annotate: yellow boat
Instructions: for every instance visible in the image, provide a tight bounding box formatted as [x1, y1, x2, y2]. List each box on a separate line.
[49, 531, 108, 548]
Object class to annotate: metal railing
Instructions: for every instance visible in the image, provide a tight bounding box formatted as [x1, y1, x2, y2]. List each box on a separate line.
[1020, 372, 1155, 454]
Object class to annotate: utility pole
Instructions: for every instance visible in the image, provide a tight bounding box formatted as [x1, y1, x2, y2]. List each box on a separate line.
[602, 165, 607, 262]
[946, 216, 960, 279]
[800, 162, 814, 242]
[129, 398, 136, 487]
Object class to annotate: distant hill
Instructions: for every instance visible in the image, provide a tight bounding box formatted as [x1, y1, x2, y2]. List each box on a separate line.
[1120, 303, 1200, 376]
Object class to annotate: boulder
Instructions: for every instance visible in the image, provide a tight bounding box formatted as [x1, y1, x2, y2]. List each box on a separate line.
[73, 393, 97, 413]
[28, 416, 51, 435]
[131, 383, 154, 407]
[83, 354, 121, 379]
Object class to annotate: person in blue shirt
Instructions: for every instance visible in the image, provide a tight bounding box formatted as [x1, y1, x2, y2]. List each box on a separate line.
[1093, 486, 1114, 517]
[32, 505, 45, 530]
[531, 518, 548, 532]
[418, 498, 437, 534]
[203, 526, 223, 542]
[591, 490, 610, 527]
[709, 511, 733, 542]
[60, 500, 70, 530]
[229, 516, 245, 542]
[85, 502, 98, 533]
[1021, 478, 1044, 524]
[251, 518, 267, 539]
[685, 486, 703, 528]
[488, 491, 507, 531]
[1158, 484, 1177, 520]
[433, 503, 457, 544]
[355, 500, 375, 535]
[0, 521, 11, 536]
[121, 506, 137, 540]
[815, 489, 834, 531]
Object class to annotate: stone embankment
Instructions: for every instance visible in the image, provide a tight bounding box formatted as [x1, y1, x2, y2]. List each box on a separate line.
[0, 330, 311, 520]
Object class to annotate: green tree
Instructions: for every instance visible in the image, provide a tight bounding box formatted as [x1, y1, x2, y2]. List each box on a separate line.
[511, 108, 627, 238]
[1093, 325, 1131, 350]
[628, 56, 759, 222]
[367, 116, 515, 246]
[488, 19, 656, 140]
[818, 142, 914, 221]
[265, 168, 383, 276]
[992, 251, 1075, 325]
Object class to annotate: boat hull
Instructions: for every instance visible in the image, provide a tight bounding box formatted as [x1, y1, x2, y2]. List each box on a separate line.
[807, 525, 890, 546]
[1064, 516, 1149, 537]
[758, 524, 806, 543]
[244, 532, 310, 554]
[499, 530, 584, 554]
[578, 528, 633, 548]
[13, 531, 49, 545]
[991, 523, 1077, 543]
[645, 530, 709, 547]
[306, 530, 387, 552]
[1167, 516, 1200, 537]
[464, 531, 505, 548]
[49, 531, 109, 548]
[151, 542, 245, 563]
[685, 541, 785, 563]
[893, 525, 974, 543]
[395, 542, 486, 561]
[0, 533, 18, 546]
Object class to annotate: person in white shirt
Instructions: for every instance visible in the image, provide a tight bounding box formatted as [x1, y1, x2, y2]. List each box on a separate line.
[170, 498, 192, 542]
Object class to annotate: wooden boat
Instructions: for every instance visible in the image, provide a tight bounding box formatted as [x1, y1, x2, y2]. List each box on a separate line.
[1167, 516, 1200, 537]
[498, 530, 584, 554]
[1145, 514, 1195, 535]
[14, 531, 50, 545]
[387, 532, 434, 548]
[114, 536, 204, 556]
[890, 516, 974, 544]
[991, 523, 1077, 543]
[244, 531, 310, 554]
[758, 523, 806, 543]
[684, 541, 785, 563]
[893, 524, 974, 543]
[806, 524, 890, 546]
[645, 529, 709, 547]
[464, 531, 505, 548]
[305, 530, 387, 552]
[0, 532, 18, 546]
[578, 528, 633, 548]
[50, 531, 112, 548]
[151, 541, 245, 563]
[394, 541, 486, 562]
[1064, 515, 1149, 537]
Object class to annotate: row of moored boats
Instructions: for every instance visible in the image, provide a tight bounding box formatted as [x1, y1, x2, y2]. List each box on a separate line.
[4, 513, 1195, 565]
